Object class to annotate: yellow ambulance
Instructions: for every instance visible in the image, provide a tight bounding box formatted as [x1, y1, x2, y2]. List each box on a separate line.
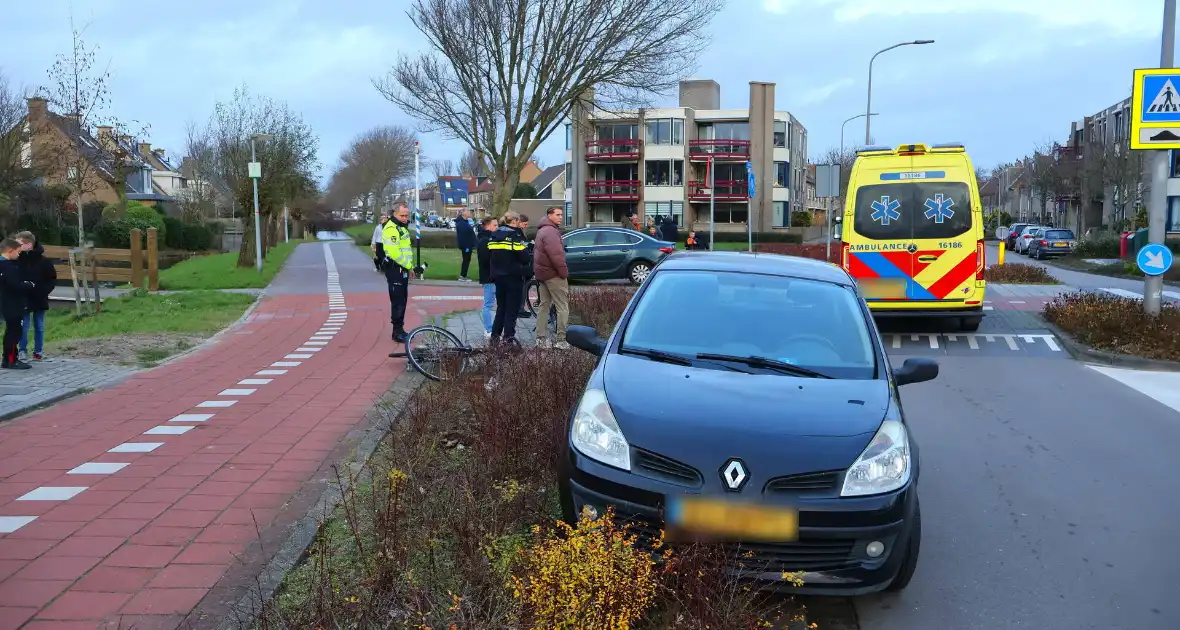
[836, 143, 986, 331]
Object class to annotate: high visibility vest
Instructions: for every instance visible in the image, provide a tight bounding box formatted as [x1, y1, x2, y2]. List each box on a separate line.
[381, 221, 414, 270]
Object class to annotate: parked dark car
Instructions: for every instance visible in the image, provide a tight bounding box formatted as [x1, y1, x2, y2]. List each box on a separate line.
[1005, 222, 1030, 251]
[1026, 228, 1076, 260]
[562, 227, 675, 285]
[560, 251, 939, 595]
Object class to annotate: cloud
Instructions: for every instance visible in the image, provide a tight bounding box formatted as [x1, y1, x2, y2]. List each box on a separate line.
[796, 78, 855, 106]
[764, 0, 1158, 36]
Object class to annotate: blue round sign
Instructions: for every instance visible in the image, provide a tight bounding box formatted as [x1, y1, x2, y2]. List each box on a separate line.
[1136, 242, 1174, 277]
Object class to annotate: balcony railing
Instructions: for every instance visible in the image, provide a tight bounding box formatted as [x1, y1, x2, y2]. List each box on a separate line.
[687, 180, 749, 201]
[586, 180, 640, 201]
[585, 138, 642, 161]
[688, 139, 751, 161]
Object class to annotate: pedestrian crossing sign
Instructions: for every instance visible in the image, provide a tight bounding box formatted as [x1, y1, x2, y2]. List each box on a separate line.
[1131, 68, 1180, 150]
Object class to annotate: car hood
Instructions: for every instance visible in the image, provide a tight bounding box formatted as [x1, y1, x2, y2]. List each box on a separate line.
[601, 355, 890, 480]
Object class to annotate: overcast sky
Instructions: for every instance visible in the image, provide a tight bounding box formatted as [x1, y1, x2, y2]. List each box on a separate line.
[0, 0, 1167, 185]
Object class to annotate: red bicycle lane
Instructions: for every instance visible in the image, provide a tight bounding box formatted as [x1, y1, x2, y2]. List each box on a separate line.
[0, 242, 482, 629]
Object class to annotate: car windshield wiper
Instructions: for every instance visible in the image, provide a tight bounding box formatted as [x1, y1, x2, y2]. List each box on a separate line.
[619, 345, 693, 366]
[695, 353, 832, 379]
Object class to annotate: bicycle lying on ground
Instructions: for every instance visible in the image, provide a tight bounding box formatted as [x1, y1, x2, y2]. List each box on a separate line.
[387, 325, 481, 382]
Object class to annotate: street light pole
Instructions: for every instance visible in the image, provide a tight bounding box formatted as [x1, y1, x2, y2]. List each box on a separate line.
[841, 113, 878, 154]
[249, 137, 263, 273]
[1146, 0, 1176, 315]
[865, 40, 934, 145]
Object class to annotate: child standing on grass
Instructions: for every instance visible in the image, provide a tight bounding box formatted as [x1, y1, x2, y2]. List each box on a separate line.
[15, 231, 55, 361]
[0, 238, 34, 370]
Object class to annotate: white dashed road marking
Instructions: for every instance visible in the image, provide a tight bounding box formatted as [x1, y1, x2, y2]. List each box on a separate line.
[169, 414, 214, 422]
[68, 462, 128, 475]
[197, 400, 237, 408]
[144, 425, 194, 435]
[17, 487, 87, 501]
[109, 442, 164, 453]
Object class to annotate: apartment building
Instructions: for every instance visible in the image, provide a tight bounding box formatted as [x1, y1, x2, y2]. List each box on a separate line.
[562, 79, 808, 232]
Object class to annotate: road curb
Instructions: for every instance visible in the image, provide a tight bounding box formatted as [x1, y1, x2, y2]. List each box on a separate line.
[216, 368, 424, 629]
[1040, 319, 1180, 371]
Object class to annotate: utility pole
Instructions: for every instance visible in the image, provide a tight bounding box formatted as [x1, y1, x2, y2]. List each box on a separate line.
[1145, 0, 1176, 315]
[413, 141, 422, 279]
[708, 155, 715, 251]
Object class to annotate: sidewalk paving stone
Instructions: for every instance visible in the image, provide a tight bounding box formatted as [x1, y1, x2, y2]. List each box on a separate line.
[0, 358, 136, 420]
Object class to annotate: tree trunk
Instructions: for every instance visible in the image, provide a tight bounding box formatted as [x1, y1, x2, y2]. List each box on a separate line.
[491, 169, 521, 219]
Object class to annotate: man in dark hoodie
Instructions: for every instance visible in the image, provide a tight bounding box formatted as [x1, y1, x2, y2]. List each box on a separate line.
[0, 238, 34, 369]
[455, 208, 477, 282]
[15, 232, 56, 361]
[476, 216, 499, 338]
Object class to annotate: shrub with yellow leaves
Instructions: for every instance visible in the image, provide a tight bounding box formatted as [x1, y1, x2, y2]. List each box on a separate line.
[512, 508, 657, 630]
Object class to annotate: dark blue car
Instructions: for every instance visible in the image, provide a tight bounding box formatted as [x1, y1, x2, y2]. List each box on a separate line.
[560, 251, 939, 595]
[561, 227, 676, 285]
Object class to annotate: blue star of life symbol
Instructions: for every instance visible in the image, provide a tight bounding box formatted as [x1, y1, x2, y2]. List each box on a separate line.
[923, 194, 955, 224]
[870, 196, 902, 226]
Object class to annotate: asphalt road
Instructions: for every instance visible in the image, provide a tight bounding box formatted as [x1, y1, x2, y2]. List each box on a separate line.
[790, 258, 1180, 630]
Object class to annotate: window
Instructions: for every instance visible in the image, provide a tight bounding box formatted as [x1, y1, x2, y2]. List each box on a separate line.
[773, 120, 786, 148]
[852, 182, 972, 240]
[698, 121, 750, 141]
[1171, 150, 1180, 177]
[773, 201, 788, 227]
[643, 201, 684, 225]
[564, 201, 573, 226]
[1044, 229, 1075, 240]
[1168, 197, 1180, 232]
[620, 270, 875, 379]
[596, 230, 642, 246]
[774, 161, 788, 188]
[596, 124, 639, 141]
[644, 160, 683, 186]
[591, 163, 638, 181]
[67, 166, 78, 180]
[564, 230, 598, 247]
[709, 203, 748, 224]
[565, 162, 572, 187]
[644, 118, 684, 145]
[566, 122, 572, 149]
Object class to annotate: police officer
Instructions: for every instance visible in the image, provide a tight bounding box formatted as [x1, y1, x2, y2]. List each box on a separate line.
[382, 203, 415, 342]
[488, 211, 530, 344]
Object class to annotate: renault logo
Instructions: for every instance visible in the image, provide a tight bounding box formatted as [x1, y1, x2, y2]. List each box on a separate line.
[720, 458, 749, 492]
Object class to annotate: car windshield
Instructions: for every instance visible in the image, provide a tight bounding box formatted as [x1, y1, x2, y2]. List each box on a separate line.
[620, 270, 877, 379]
[1045, 230, 1074, 239]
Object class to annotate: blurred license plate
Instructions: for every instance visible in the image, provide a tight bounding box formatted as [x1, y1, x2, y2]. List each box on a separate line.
[667, 496, 798, 541]
[859, 278, 907, 299]
[1053, 242, 1068, 247]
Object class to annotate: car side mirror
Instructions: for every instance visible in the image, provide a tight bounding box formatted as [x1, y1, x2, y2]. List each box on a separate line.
[894, 357, 939, 386]
[567, 325, 606, 357]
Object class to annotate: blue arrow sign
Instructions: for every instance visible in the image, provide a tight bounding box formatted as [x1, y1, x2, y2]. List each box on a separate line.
[746, 161, 755, 198]
[1136, 242, 1174, 277]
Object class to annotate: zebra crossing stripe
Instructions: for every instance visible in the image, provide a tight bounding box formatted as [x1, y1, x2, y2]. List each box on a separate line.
[1101, 288, 1180, 301]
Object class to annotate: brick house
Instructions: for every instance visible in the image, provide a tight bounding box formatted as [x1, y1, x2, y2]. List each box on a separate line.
[18, 97, 173, 207]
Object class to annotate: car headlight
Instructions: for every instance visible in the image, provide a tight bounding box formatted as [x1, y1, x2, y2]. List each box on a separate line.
[840, 420, 910, 497]
[570, 389, 630, 471]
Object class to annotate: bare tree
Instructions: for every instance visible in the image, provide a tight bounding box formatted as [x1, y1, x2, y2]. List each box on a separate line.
[428, 157, 455, 181]
[38, 19, 148, 243]
[336, 125, 417, 220]
[458, 148, 488, 178]
[0, 69, 33, 211]
[375, 0, 724, 216]
[187, 86, 319, 267]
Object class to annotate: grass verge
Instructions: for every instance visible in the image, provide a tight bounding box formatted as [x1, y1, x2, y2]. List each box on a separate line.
[157, 240, 308, 290]
[984, 263, 1059, 284]
[45, 290, 256, 366]
[261, 287, 801, 629]
[355, 244, 467, 281]
[1043, 291, 1180, 362]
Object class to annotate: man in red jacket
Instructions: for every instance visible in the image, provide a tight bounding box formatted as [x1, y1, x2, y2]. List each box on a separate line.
[533, 206, 569, 349]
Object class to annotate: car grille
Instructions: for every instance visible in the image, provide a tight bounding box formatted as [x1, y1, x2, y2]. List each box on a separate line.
[623, 517, 858, 573]
[633, 449, 702, 487]
[763, 471, 841, 493]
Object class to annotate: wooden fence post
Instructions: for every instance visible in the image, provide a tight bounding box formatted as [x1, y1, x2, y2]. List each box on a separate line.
[147, 228, 159, 291]
[130, 229, 144, 289]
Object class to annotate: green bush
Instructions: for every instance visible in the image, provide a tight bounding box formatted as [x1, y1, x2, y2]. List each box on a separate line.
[984, 263, 1059, 284]
[94, 202, 169, 248]
[790, 210, 812, 227]
[160, 216, 216, 251]
[1073, 233, 1121, 258]
[1044, 292, 1180, 362]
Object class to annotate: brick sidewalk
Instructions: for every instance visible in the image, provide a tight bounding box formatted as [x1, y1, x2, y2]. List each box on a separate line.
[0, 242, 482, 629]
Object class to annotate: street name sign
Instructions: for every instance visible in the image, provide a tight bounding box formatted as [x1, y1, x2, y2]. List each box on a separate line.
[1131, 68, 1180, 150]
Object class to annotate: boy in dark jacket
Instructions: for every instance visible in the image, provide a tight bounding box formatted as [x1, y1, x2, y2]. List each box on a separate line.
[15, 232, 55, 360]
[476, 217, 498, 337]
[0, 238, 35, 369]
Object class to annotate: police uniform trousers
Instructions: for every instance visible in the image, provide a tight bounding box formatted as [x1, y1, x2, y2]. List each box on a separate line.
[384, 262, 409, 334]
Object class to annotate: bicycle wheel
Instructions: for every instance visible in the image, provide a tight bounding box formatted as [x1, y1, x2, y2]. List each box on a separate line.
[525, 279, 542, 316]
[405, 325, 469, 381]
